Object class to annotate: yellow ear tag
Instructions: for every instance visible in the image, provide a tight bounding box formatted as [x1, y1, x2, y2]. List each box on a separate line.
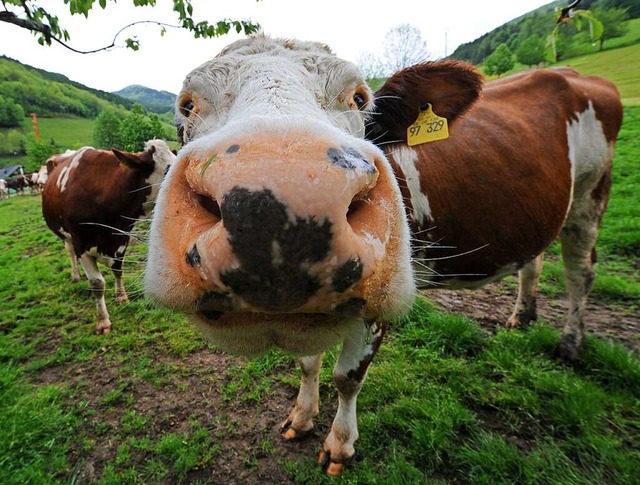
[407, 103, 449, 146]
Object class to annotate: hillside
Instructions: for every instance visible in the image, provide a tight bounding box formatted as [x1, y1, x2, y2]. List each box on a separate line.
[114, 85, 176, 114]
[0, 56, 133, 118]
[450, 0, 640, 65]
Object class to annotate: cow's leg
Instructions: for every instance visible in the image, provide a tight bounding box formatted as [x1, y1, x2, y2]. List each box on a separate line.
[113, 266, 129, 305]
[79, 254, 112, 335]
[318, 320, 386, 476]
[557, 172, 611, 362]
[281, 354, 323, 440]
[506, 253, 544, 329]
[64, 240, 81, 282]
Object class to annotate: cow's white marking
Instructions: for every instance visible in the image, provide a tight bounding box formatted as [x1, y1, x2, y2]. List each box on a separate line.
[56, 148, 87, 192]
[390, 145, 432, 225]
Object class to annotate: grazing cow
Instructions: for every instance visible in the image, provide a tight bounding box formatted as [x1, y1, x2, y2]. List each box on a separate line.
[143, 35, 622, 474]
[0, 179, 7, 199]
[5, 175, 29, 195]
[42, 140, 175, 334]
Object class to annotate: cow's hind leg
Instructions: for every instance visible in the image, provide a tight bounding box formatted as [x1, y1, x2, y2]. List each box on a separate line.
[65, 240, 81, 282]
[557, 172, 611, 362]
[507, 253, 544, 329]
[319, 320, 386, 476]
[111, 253, 129, 305]
[281, 354, 323, 440]
[79, 253, 112, 335]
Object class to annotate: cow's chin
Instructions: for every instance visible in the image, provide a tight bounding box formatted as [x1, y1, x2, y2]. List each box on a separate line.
[191, 311, 361, 357]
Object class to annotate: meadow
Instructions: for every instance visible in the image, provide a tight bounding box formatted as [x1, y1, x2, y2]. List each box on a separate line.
[1, 100, 639, 483]
[1, 28, 640, 483]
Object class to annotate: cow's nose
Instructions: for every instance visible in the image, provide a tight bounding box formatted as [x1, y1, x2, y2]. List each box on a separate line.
[175, 126, 390, 315]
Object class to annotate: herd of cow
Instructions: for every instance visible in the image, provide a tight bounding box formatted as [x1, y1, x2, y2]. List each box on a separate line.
[0, 166, 48, 198]
[3, 33, 624, 476]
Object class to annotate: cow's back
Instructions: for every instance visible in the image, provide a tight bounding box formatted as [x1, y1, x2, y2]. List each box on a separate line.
[393, 67, 622, 287]
[42, 148, 150, 254]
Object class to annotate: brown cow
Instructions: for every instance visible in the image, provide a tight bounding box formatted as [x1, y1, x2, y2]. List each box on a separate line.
[143, 35, 622, 474]
[42, 140, 175, 334]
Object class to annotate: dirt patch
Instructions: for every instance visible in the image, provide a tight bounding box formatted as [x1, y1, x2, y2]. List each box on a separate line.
[426, 281, 640, 353]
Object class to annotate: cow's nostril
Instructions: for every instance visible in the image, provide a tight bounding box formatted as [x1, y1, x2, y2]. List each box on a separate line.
[346, 197, 369, 222]
[196, 193, 222, 220]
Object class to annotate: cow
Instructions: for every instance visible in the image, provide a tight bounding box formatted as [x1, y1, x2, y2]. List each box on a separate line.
[5, 174, 29, 195]
[42, 140, 175, 335]
[143, 34, 623, 475]
[0, 179, 7, 199]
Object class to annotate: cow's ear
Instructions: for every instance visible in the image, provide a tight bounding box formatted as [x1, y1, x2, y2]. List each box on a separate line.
[366, 60, 483, 145]
[112, 146, 156, 173]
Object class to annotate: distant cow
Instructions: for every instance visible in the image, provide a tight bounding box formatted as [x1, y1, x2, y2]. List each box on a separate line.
[42, 140, 175, 334]
[5, 175, 29, 195]
[143, 35, 622, 474]
[0, 179, 7, 199]
[29, 165, 49, 193]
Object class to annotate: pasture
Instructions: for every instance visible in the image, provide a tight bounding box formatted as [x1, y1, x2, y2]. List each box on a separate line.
[0, 104, 638, 483]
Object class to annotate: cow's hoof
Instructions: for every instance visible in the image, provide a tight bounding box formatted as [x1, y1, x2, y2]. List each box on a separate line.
[318, 451, 348, 476]
[95, 322, 112, 335]
[115, 296, 129, 305]
[280, 421, 314, 441]
[555, 339, 581, 364]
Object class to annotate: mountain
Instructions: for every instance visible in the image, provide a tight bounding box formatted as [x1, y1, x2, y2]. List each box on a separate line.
[113, 85, 176, 114]
[0, 55, 134, 118]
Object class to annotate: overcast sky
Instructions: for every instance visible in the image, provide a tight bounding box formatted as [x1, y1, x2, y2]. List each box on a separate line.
[0, 0, 554, 94]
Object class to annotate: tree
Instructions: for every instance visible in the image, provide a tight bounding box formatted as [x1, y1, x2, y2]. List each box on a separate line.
[484, 43, 515, 77]
[120, 104, 167, 152]
[0, 94, 25, 128]
[93, 109, 123, 149]
[591, 7, 630, 50]
[0, 0, 261, 54]
[516, 35, 546, 67]
[381, 24, 430, 75]
[26, 137, 60, 170]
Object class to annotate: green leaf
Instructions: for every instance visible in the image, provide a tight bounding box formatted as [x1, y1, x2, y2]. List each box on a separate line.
[200, 154, 217, 178]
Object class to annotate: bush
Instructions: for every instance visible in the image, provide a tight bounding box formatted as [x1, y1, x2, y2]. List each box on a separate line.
[26, 138, 61, 170]
[0, 95, 25, 128]
[93, 109, 123, 149]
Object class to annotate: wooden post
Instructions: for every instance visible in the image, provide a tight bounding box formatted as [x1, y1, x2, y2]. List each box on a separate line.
[31, 113, 40, 141]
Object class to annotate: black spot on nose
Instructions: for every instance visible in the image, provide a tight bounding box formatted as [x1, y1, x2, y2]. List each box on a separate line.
[227, 144, 240, 154]
[332, 257, 363, 293]
[185, 244, 201, 267]
[327, 146, 376, 173]
[220, 187, 332, 311]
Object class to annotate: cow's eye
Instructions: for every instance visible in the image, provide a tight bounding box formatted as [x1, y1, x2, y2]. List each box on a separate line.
[180, 98, 195, 117]
[353, 93, 366, 110]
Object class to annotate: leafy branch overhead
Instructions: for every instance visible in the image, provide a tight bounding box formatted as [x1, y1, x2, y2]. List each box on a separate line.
[0, 0, 262, 54]
[546, 2, 603, 62]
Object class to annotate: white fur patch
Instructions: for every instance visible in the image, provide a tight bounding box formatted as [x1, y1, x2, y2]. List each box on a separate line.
[56, 148, 87, 193]
[390, 145, 432, 225]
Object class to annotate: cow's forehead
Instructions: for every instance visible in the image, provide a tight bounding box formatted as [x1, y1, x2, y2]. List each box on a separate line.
[183, 35, 364, 91]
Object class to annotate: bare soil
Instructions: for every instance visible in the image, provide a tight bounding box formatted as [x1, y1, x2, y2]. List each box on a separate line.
[36, 283, 639, 484]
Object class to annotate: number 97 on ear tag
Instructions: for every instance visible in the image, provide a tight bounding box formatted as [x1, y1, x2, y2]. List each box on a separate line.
[407, 103, 449, 146]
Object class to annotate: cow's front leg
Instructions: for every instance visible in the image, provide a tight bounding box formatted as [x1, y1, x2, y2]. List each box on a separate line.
[507, 253, 544, 329]
[319, 319, 386, 476]
[79, 253, 112, 335]
[281, 354, 323, 440]
[65, 240, 81, 282]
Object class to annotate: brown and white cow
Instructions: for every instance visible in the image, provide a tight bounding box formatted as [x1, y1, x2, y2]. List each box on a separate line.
[143, 35, 622, 474]
[42, 140, 175, 334]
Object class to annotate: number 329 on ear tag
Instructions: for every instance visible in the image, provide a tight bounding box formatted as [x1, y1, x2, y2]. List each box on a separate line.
[407, 103, 449, 146]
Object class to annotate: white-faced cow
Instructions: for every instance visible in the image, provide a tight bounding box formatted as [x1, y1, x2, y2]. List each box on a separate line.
[143, 35, 622, 475]
[42, 140, 175, 334]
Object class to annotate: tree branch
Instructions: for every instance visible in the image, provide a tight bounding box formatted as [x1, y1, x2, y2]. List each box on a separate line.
[0, 10, 51, 44]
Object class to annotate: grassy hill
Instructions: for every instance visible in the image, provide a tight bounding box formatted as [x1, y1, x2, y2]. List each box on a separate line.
[0, 56, 133, 117]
